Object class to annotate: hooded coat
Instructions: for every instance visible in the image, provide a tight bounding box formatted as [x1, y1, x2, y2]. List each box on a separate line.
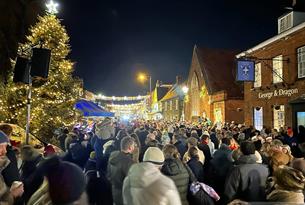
[123, 162, 181, 205]
[107, 151, 134, 205]
[161, 158, 190, 205]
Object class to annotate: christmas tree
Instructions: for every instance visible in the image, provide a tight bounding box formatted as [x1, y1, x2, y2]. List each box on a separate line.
[1, 14, 82, 143]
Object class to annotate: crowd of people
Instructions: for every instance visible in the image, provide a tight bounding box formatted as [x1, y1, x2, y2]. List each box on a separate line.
[0, 118, 305, 205]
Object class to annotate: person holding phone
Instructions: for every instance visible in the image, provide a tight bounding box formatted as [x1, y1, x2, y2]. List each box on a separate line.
[0, 131, 24, 204]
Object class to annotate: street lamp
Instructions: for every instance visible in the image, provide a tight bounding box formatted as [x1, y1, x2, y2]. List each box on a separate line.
[182, 86, 189, 94]
[181, 86, 189, 122]
[137, 72, 152, 114]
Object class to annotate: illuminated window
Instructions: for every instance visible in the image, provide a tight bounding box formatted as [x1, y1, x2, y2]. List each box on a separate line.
[273, 105, 285, 130]
[254, 63, 261, 87]
[254, 107, 263, 131]
[170, 101, 172, 110]
[165, 102, 167, 111]
[176, 99, 179, 110]
[273, 55, 283, 83]
[298, 46, 305, 78]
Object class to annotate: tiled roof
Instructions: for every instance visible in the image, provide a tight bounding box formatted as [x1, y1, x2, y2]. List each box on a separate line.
[195, 46, 243, 98]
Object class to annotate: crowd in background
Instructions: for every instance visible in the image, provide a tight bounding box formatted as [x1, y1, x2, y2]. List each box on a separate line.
[0, 118, 305, 205]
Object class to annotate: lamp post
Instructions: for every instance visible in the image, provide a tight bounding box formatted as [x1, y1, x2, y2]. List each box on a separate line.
[182, 86, 189, 122]
[137, 73, 152, 113]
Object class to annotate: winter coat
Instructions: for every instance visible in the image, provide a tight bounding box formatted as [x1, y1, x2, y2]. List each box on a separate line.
[107, 151, 135, 205]
[123, 162, 181, 205]
[2, 146, 20, 187]
[267, 189, 304, 203]
[183, 147, 205, 164]
[208, 145, 233, 195]
[209, 132, 219, 149]
[0, 156, 14, 205]
[161, 158, 190, 205]
[224, 154, 269, 203]
[85, 160, 113, 205]
[187, 157, 204, 182]
[197, 143, 211, 164]
[20, 153, 44, 203]
[26, 178, 51, 205]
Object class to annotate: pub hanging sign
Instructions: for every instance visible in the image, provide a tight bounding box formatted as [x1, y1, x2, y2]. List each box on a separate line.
[258, 88, 299, 99]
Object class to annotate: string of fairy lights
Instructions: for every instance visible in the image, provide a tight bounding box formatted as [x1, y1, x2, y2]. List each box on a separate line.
[95, 94, 149, 101]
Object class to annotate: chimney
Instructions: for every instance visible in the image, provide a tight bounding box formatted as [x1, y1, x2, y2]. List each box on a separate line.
[176, 75, 181, 85]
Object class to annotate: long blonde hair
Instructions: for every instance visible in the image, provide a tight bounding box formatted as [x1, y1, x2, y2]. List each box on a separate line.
[162, 144, 180, 159]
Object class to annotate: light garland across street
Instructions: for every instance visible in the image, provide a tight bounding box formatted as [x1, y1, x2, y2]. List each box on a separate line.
[95, 94, 149, 101]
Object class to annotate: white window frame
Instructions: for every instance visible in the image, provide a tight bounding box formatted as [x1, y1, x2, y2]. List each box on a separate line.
[176, 99, 179, 110]
[273, 105, 285, 130]
[298, 46, 305, 78]
[278, 13, 292, 33]
[254, 63, 262, 88]
[273, 55, 283, 83]
[254, 107, 263, 131]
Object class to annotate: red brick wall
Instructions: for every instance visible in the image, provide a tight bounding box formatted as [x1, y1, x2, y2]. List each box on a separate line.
[243, 27, 305, 128]
[225, 99, 244, 124]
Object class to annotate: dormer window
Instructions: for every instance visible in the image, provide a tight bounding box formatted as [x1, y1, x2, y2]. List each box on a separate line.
[278, 12, 293, 33]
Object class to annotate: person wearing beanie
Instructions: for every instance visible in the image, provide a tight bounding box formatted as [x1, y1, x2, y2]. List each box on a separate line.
[40, 156, 87, 205]
[267, 165, 305, 203]
[224, 141, 269, 203]
[0, 131, 24, 204]
[108, 136, 135, 205]
[123, 147, 181, 205]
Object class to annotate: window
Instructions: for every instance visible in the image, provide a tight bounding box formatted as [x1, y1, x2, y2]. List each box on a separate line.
[164, 102, 167, 111]
[297, 112, 305, 128]
[169, 101, 172, 110]
[273, 105, 285, 130]
[273, 55, 283, 83]
[254, 63, 261, 87]
[254, 107, 263, 131]
[176, 99, 179, 110]
[278, 13, 292, 33]
[298, 46, 305, 78]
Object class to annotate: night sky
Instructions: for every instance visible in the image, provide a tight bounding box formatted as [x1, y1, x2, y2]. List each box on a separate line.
[57, 0, 291, 96]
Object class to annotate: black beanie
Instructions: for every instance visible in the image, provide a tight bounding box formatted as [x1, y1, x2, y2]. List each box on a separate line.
[42, 157, 86, 204]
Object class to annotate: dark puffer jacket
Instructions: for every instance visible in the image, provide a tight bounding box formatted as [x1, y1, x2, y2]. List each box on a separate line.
[107, 151, 134, 205]
[161, 158, 190, 205]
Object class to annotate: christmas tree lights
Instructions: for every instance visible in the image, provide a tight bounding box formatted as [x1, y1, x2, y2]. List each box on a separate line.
[0, 14, 82, 143]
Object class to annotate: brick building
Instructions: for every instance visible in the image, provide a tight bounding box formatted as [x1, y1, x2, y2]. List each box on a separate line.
[185, 46, 244, 123]
[237, 11, 305, 131]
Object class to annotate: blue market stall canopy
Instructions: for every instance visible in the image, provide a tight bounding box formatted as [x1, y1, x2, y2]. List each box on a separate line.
[75, 99, 114, 117]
